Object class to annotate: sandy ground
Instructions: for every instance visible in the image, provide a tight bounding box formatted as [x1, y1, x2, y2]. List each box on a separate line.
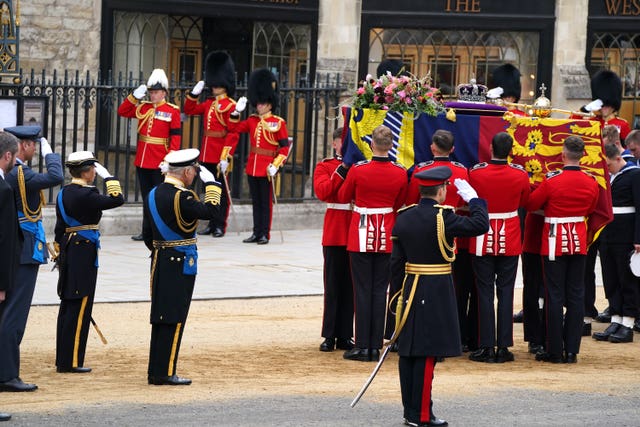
[2, 291, 639, 419]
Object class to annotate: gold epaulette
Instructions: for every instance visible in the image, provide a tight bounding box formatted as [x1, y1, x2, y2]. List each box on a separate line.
[167, 101, 180, 110]
[397, 204, 416, 214]
[105, 179, 122, 197]
[204, 183, 222, 206]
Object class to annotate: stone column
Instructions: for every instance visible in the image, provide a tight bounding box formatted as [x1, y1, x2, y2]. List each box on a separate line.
[551, 0, 591, 115]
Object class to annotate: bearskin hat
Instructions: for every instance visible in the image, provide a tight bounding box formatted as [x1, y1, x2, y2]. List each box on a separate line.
[248, 68, 279, 111]
[492, 64, 522, 102]
[205, 51, 236, 96]
[591, 70, 622, 111]
[376, 59, 407, 78]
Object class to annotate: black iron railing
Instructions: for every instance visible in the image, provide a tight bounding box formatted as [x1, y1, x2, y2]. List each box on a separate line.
[1, 69, 348, 204]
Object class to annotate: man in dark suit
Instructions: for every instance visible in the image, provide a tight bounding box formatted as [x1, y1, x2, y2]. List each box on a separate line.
[1, 126, 64, 392]
[0, 131, 21, 418]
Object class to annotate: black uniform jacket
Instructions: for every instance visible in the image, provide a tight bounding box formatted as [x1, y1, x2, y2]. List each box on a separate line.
[600, 164, 640, 245]
[142, 180, 220, 324]
[6, 153, 64, 264]
[0, 176, 22, 292]
[55, 180, 124, 299]
[391, 197, 489, 357]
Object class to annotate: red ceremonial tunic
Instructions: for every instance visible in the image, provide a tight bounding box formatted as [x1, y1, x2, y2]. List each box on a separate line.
[117, 96, 182, 169]
[334, 157, 408, 253]
[468, 160, 530, 256]
[507, 108, 528, 117]
[597, 115, 631, 142]
[526, 166, 600, 258]
[183, 93, 240, 163]
[405, 157, 468, 207]
[314, 157, 351, 247]
[227, 113, 290, 177]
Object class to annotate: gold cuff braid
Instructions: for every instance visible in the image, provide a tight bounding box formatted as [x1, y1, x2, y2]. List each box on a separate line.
[205, 184, 222, 205]
[106, 180, 122, 197]
[272, 154, 286, 168]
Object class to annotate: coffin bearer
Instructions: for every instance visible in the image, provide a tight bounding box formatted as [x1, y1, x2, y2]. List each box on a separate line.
[143, 149, 222, 385]
[55, 152, 124, 373]
[313, 127, 354, 352]
[118, 69, 182, 241]
[228, 69, 290, 245]
[184, 51, 239, 237]
[589, 70, 631, 142]
[490, 63, 527, 116]
[391, 166, 488, 427]
[0, 126, 63, 392]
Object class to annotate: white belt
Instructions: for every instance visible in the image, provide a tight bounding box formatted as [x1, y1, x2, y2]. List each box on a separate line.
[353, 206, 393, 215]
[545, 216, 584, 261]
[613, 206, 636, 214]
[326, 203, 352, 211]
[488, 210, 518, 220]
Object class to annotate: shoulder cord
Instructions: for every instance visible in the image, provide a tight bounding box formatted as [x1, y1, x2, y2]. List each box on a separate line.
[437, 207, 456, 262]
[173, 190, 198, 233]
[17, 165, 45, 222]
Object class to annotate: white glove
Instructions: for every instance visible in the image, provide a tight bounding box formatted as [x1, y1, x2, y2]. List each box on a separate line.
[235, 96, 247, 113]
[584, 99, 603, 112]
[267, 163, 278, 177]
[219, 160, 229, 174]
[199, 164, 217, 184]
[486, 87, 504, 99]
[39, 137, 53, 156]
[454, 178, 478, 203]
[94, 163, 112, 179]
[192, 80, 205, 96]
[133, 84, 147, 100]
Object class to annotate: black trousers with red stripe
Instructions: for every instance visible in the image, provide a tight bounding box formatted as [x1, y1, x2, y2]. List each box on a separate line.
[399, 356, 437, 425]
[56, 294, 95, 370]
[148, 323, 187, 378]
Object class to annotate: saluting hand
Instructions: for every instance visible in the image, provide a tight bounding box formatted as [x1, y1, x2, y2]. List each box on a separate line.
[454, 178, 478, 203]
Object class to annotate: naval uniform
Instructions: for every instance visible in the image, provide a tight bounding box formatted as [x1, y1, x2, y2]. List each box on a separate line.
[334, 157, 407, 351]
[117, 96, 182, 201]
[142, 176, 221, 379]
[184, 93, 239, 233]
[526, 166, 599, 358]
[599, 163, 640, 323]
[0, 153, 63, 382]
[313, 155, 353, 343]
[54, 177, 124, 370]
[228, 112, 289, 240]
[391, 197, 488, 426]
[468, 160, 530, 350]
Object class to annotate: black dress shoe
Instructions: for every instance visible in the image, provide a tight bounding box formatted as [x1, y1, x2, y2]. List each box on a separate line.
[243, 234, 259, 243]
[343, 347, 370, 362]
[198, 226, 212, 235]
[593, 322, 621, 341]
[131, 233, 144, 241]
[56, 366, 92, 373]
[582, 322, 592, 336]
[535, 352, 563, 363]
[0, 377, 37, 392]
[336, 338, 355, 350]
[369, 349, 381, 362]
[609, 325, 634, 343]
[148, 375, 192, 385]
[513, 310, 524, 323]
[595, 306, 611, 323]
[425, 416, 448, 426]
[212, 227, 224, 237]
[494, 347, 514, 363]
[0, 413, 11, 422]
[528, 343, 544, 354]
[564, 352, 578, 364]
[256, 236, 269, 245]
[319, 337, 335, 352]
[469, 347, 495, 363]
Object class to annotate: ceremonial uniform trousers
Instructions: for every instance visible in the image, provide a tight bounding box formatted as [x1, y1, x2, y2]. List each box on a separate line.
[599, 164, 640, 320]
[313, 156, 353, 341]
[526, 166, 599, 357]
[143, 178, 221, 378]
[521, 212, 546, 347]
[583, 238, 601, 319]
[54, 179, 124, 370]
[391, 198, 488, 426]
[228, 113, 289, 240]
[333, 157, 407, 349]
[469, 160, 530, 349]
[117, 96, 182, 202]
[184, 93, 239, 233]
[0, 154, 63, 381]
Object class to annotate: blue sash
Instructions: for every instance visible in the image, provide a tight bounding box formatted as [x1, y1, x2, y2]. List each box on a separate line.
[148, 188, 198, 275]
[18, 213, 46, 264]
[57, 188, 101, 267]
